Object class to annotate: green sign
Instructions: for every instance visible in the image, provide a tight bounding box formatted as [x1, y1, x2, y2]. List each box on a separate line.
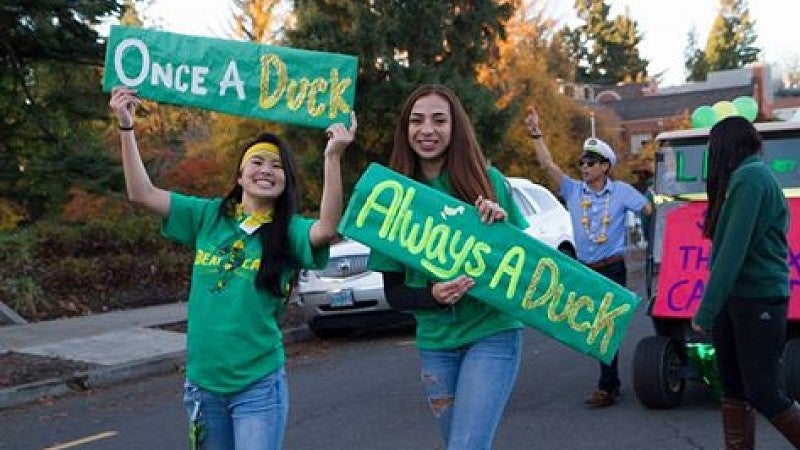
[102, 26, 358, 129]
[338, 164, 641, 363]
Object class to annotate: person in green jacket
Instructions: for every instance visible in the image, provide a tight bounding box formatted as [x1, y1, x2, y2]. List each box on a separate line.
[109, 86, 356, 449]
[692, 116, 800, 448]
[368, 84, 527, 450]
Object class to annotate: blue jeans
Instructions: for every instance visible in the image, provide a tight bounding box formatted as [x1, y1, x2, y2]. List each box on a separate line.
[182, 367, 288, 450]
[419, 329, 522, 450]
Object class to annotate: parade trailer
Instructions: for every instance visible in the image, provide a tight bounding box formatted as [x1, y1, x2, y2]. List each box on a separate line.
[634, 120, 800, 408]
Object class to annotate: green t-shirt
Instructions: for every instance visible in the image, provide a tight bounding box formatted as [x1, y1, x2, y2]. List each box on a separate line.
[163, 193, 328, 395]
[369, 167, 528, 350]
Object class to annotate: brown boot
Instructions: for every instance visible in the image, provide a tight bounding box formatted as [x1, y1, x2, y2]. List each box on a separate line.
[770, 402, 800, 448]
[721, 398, 755, 449]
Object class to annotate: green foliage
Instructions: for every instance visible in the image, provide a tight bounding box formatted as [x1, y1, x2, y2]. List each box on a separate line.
[0, 0, 123, 219]
[559, 0, 648, 84]
[684, 0, 759, 82]
[0, 216, 192, 321]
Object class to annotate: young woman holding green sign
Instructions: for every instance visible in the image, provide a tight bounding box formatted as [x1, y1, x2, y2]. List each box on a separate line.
[368, 84, 528, 450]
[692, 116, 800, 448]
[109, 86, 356, 449]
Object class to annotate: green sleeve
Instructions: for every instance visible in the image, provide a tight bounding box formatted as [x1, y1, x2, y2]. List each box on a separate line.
[694, 182, 762, 330]
[161, 192, 218, 247]
[288, 215, 329, 270]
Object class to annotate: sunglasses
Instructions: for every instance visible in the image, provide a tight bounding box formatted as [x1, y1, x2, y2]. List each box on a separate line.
[578, 159, 602, 167]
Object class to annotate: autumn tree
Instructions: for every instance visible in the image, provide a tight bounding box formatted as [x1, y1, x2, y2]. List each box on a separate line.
[230, 0, 287, 43]
[684, 0, 759, 82]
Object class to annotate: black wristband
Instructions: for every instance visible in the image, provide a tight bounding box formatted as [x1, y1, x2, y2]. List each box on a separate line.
[119, 124, 134, 131]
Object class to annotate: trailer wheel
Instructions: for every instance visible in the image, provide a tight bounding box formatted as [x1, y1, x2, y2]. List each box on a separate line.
[633, 335, 685, 408]
[784, 338, 800, 401]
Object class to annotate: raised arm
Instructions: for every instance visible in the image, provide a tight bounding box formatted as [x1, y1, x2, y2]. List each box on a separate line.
[309, 112, 357, 247]
[109, 87, 171, 217]
[525, 106, 566, 189]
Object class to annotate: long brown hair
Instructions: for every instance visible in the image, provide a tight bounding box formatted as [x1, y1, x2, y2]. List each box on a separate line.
[703, 116, 762, 238]
[390, 84, 496, 203]
[221, 133, 301, 297]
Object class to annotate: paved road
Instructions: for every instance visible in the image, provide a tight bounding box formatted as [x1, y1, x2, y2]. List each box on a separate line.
[0, 256, 794, 449]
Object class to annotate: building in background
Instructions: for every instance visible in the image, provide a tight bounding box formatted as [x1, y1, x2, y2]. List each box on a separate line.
[560, 64, 800, 181]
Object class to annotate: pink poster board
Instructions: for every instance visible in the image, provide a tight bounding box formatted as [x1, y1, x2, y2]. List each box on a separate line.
[652, 199, 800, 319]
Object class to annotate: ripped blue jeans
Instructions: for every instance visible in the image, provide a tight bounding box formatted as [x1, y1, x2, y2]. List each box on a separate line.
[418, 329, 522, 450]
[182, 367, 288, 449]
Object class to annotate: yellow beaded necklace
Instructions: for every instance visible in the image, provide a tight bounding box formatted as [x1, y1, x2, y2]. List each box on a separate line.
[580, 193, 611, 244]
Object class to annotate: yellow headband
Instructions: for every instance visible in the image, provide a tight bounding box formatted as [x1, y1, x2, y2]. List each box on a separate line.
[240, 142, 280, 168]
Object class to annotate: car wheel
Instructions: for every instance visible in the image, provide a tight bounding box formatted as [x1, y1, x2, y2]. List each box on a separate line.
[633, 335, 686, 408]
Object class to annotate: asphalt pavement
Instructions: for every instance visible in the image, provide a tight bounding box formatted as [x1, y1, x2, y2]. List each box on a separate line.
[0, 248, 648, 411]
[0, 302, 313, 410]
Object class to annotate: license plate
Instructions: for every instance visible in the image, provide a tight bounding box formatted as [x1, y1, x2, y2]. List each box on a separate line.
[329, 288, 354, 308]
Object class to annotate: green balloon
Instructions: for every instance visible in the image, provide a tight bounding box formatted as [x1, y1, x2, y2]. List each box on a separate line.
[691, 105, 717, 128]
[733, 96, 758, 122]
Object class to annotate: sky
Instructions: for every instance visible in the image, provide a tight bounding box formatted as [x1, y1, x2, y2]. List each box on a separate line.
[140, 0, 798, 88]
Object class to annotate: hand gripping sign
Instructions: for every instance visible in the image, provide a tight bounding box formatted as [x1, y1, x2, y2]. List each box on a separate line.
[338, 164, 641, 363]
[102, 26, 358, 129]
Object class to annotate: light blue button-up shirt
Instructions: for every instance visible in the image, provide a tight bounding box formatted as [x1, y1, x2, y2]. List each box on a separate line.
[560, 175, 647, 264]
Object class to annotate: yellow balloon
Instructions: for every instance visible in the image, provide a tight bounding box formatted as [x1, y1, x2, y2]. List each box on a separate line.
[712, 101, 737, 120]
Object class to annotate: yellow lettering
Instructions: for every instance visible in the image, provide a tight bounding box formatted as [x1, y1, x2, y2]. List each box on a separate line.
[404, 217, 434, 255]
[521, 258, 563, 310]
[464, 242, 490, 277]
[548, 291, 576, 322]
[421, 230, 477, 279]
[567, 296, 595, 333]
[194, 249, 209, 265]
[424, 224, 449, 265]
[327, 68, 351, 119]
[285, 78, 309, 110]
[306, 78, 328, 117]
[259, 54, 286, 110]
[489, 246, 525, 299]
[356, 180, 405, 238]
[587, 293, 630, 354]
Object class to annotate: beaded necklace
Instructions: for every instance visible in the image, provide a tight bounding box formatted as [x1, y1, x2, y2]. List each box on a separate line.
[580, 191, 611, 244]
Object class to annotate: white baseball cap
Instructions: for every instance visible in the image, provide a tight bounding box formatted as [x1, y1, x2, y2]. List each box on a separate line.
[582, 138, 616, 166]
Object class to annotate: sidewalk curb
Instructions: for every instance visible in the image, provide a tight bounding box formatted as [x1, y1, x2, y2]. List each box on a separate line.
[0, 325, 314, 410]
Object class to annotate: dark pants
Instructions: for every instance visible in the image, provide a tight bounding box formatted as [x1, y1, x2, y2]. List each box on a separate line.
[588, 260, 626, 392]
[713, 295, 793, 419]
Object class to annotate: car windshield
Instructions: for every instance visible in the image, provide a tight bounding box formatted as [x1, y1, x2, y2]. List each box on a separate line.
[655, 133, 800, 196]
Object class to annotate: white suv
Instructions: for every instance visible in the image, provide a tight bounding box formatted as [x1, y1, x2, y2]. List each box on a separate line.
[298, 178, 575, 336]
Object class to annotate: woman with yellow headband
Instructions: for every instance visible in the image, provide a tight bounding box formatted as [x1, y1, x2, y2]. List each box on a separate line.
[109, 86, 356, 449]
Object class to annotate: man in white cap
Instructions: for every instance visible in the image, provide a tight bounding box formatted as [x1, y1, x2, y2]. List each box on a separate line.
[525, 106, 652, 408]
